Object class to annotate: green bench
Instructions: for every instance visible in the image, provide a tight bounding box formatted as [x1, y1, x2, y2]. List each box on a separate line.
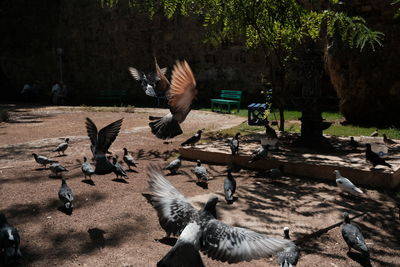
[211, 90, 242, 113]
[95, 89, 128, 105]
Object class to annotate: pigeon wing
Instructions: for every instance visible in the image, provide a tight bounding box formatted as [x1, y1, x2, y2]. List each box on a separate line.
[201, 219, 293, 263]
[148, 164, 199, 236]
[155, 57, 170, 92]
[85, 117, 99, 147]
[128, 67, 143, 81]
[97, 118, 123, 153]
[168, 60, 197, 121]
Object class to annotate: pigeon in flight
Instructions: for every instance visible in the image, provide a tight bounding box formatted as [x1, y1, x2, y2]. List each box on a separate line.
[149, 60, 197, 139]
[194, 160, 209, 183]
[123, 148, 137, 170]
[277, 227, 300, 267]
[112, 157, 128, 179]
[341, 212, 369, 257]
[181, 130, 202, 146]
[0, 213, 22, 264]
[349, 137, 359, 149]
[224, 170, 236, 204]
[32, 153, 58, 168]
[58, 178, 74, 211]
[85, 117, 123, 175]
[49, 163, 68, 177]
[164, 155, 182, 175]
[249, 144, 269, 163]
[53, 138, 69, 155]
[147, 165, 293, 264]
[334, 170, 363, 195]
[370, 129, 378, 137]
[81, 156, 95, 180]
[365, 143, 391, 169]
[383, 134, 396, 146]
[229, 132, 240, 155]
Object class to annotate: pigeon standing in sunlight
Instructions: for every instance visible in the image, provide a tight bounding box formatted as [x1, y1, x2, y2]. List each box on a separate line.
[194, 160, 209, 183]
[334, 170, 363, 195]
[224, 170, 236, 204]
[58, 178, 74, 211]
[383, 134, 396, 146]
[341, 212, 369, 258]
[181, 130, 203, 146]
[370, 129, 378, 137]
[249, 144, 270, 163]
[349, 137, 359, 149]
[277, 227, 300, 267]
[0, 213, 22, 264]
[81, 156, 95, 180]
[32, 153, 58, 168]
[49, 162, 68, 177]
[164, 155, 182, 175]
[85, 117, 123, 175]
[123, 148, 137, 170]
[112, 157, 128, 179]
[53, 138, 69, 155]
[365, 144, 392, 169]
[229, 132, 240, 155]
[149, 60, 197, 139]
[147, 165, 293, 265]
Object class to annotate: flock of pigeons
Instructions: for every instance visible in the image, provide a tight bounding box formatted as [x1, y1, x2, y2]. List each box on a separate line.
[1, 59, 397, 266]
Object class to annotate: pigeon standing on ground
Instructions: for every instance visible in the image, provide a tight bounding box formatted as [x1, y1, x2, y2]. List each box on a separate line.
[81, 156, 95, 180]
[32, 153, 58, 168]
[194, 160, 209, 183]
[370, 129, 379, 137]
[229, 132, 240, 155]
[267, 165, 284, 179]
[58, 178, 74, 211]
[249, 144, 270, 163]
[383, 134, 396, 146]
[164, 155, 182, 174]
[85, 117, 123, 175]
[147, 165, 293, 265]
[123, 148, 137, 170]
[181, 130, 203, 146]
[277, 227, 300, 267]
[49, 162, 68, 177]
[148, 60, 197, 139]
[112, 157, 128, 179]
[341, 212, 369, 257]
[365, 143, 392, 169]
[334, 170, 363, 195]
[349, 137, 359, 149]
[224, 170, 236, 204]
[53, 138, 69, 155]
[0, 213, 22, 264]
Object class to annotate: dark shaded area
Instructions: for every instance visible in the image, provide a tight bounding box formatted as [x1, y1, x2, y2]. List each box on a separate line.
[81, 179, 95, 186]
[157, 237, 177, 247]
[111, 178, 129, 184]
[87, 228, 106, 249]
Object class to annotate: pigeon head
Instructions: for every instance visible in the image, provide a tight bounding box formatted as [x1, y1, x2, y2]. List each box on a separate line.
[112, 157, 118, 164]
[83, 156, 87, 162]
[333, 170, 341, 178]
[204, 196, 219, 218]
[342, 212, 350, 223]
[32, 153, 38, 158]
[350, 136, 354, 141]
[383, 134, 387, 139]
[123, 147, 128, 154]
[196, 160, 201, 166]
[177, 155, 183, 160]
[197, 129, 203, 134]
[0, 213, 7, 226]
[235, 132, 241, 138]
[61, 178, 67, 185]
[365, 144, 372, 151]
[283, 227, 290, 239]
[65, 138, 70, 143]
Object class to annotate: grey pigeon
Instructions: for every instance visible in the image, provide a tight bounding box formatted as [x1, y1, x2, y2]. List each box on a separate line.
[164, 155, 182, 174]
[112, 157, 128, 179]
[277, 227, 300, 267]
[81, 156, 95, 180]
[148, 165, 293, 264]
[181, 130, 202, 146]
[49, 162, 68, 177]
[85, 117, 123, 175]
[341, 212, 369, 257]
[224, 170, 236, 204]
[123, 148, 137, 170]
[268, 165, 284, 179]
[334, 170, 363, 195]
[229, 132, 240, 155]
[149, 60, 197, 139]
[32, 153, 58, 167]
[53, 138, 69, 155]
[58, 178, 74, 211]
[383, 134, 396, 146]
[370, 129, 378, 137]
[194, 160, 208, 183]
[0, 213, 22, 264]
[365, 143, 391, 169]
[349, 137, 359, 148]
[249, 144, 269, 163]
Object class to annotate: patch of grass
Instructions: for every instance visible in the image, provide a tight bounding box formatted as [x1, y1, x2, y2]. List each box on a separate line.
[325, 124, 400, 139]
[0, 109, 10, 122]
[214, 123, 265, 137]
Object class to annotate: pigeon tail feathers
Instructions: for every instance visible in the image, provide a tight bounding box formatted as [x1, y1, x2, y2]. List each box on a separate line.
[149, 114, 182, 139]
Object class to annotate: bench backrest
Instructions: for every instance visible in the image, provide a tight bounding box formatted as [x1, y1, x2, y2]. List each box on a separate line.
[220, 90, 242, 100]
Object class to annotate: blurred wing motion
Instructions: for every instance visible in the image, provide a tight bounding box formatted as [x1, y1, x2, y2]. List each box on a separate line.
[155, 57, 170, 92]
[128, 67, 143, 81]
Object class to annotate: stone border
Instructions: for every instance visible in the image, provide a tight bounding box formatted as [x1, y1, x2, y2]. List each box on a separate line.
[179, 147, 400, 189]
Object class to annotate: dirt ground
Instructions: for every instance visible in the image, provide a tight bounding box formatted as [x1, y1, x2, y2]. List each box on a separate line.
[0, 105, 399, 267]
